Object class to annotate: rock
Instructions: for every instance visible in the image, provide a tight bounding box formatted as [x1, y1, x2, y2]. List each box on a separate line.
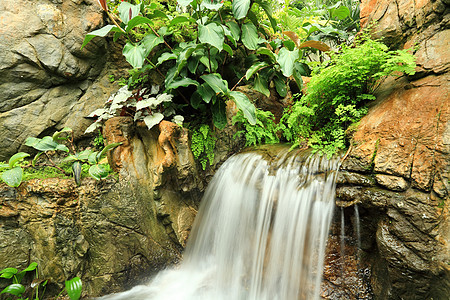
[375, 174, 408, 191]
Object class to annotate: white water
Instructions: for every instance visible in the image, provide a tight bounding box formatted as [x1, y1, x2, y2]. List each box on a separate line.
[101, 148, 340, 300]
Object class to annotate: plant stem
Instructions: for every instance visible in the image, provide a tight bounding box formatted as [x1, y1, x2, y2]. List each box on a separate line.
[106, 11, 126, 34]
[44, 153, 71, 176]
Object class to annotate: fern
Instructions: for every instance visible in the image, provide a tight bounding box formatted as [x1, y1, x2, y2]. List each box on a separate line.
[233, 109, 279, 147]
[191, 124, 216, 170]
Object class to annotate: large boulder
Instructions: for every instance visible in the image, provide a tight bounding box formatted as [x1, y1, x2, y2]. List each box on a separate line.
[337, 0, 449, 299]
[0, 0, 126, 161]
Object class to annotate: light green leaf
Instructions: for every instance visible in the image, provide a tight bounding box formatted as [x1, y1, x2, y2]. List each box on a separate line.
[143, 113, 164, 130]
[232, 0, 251, 19]
[223, 43, 233, 56]
[229, 91, 256, 125]
[166, 77, 199, 90]
[156, 52, 177, 66]
[123, 43, 146, 68]
[201, 74, 229, 95]
[1, 167, 23, 187]
[177, 0, 193, 8]
[97, 142, 123, 162]
[245, 61, 268, 80]
[253, 73, 270, 97]
[198, 23, 224, 51]
[126, 16, 153, 32]
[118, 2, 141, 24]
[8, 152, 30, 168]
[141, 34, 164, 57]
[81, 25, 120, 49]
[169, 16, 194, 27]
[201, 0, 223, 10]
[331, 6, 350, 20]
[1, 284, 25, 296]
[0, 268, 18, 279]
[276, 47, 299, 77]
[25, 136, 63, 152]
[226, 21, 241, 42]
[65, 277, 82, 300]
[241, 23, 259, 50]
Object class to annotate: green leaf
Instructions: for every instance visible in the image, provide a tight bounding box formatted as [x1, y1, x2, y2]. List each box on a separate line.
[253, 73, 270, 97]
[123, 43, 146, 68]
[97, 142, 123, 162]
[177, 0, 193, 8]
[198, 23, 224, 51]
[88, 152, 98, 165]
[211, 99, 227, 130]
[245, 61, 268, 80]
[190, 91, 203, 109]
[65, 277, 82, 300]
[201, 74, 229, 95]
[72, 161, 82, 186]
[156, 52, 177, 67]
[1, 167, 23, 187]
[118, 2, 141, 24]
[126, 16, 153, 32]
[276, 47, 299, 77]
[8, 152, 30, 168]
[0, 163, 9, 171]
[255, 0, 277, 31]
[197, 84, 215, 104]
[256, 47, 277, 62]
[143, 113, 164, 130]
[166, 77, 199, 90]
[81, 25, 120, 49]
[0, 268, 18, 279]
[141, 34, 164, 57]
[241, 23, 259, 50]
[1, 284, 25, 296]
[201, 0, 223, 10]
[229, 91, 256, 125]
[273, 75, 287, 98]
[169, 16, 194, 27]
[148, 10, 168, 19]
[232, 0, 251, 20]
[21, 262, 37, 273]
[223, 43, 233, 56]
[52, 127, 72, 141]
[331, 6, 350, 20]
[226, 21, 241, 42]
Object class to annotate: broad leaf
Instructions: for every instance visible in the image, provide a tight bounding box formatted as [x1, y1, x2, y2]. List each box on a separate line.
[256, 47, 276, 62]
[241, 23, 259, 50]
[65, 277, 82, 300]
[97, 142, 123, 162]
[118, 2, 141, 24]
[245, 61, 268, 80]
[8, 152, 30, 168]
[143, 113, 164, 130]
[229, 91, 256, 125]
[226, 21, 241, 42]
[81, 25, 120, 49]
[211, 99, 227, 130]
[201, 0, 223, 10]
[72, 161, 82, 186]
[276, 47, 299, 77]
[126, 16, 153, 32]
[283, 31, 300, 48]
[232, 0, 251, 20]
[1, 167, 23, 187]
[292, 62, 305, 90]
[141, 34, 164, 57]
[25, 136, 68, 152]
[253, 73, 270, 97]
[52, 127, 72, 141]
[123, 43, 146, 68]
[177, 0, 193, 8]
[197, 84, 215, 104]
[331, 6, 350, 20]
[190, 91, 203, 109]
[0, 268, 18, 279]
[166, 77, 199, 90]
[198, 23, 224, 51]
[169, 16, 194, 27]
[148, 10, 168, 19]
[1, 284, 25, 296]
[273, 75, 287, 98]
[156, 52, 177, 66]
[201, 74, 229, 95]
[223, 43, 233, 56]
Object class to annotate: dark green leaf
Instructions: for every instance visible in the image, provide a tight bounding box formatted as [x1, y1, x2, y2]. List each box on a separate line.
[273, 75, 287, 98]
[276, 47, 299, 77]
[211, 99, 227, 130]
[197, 84, 215, 104]
[256, 47, 276, 62]
[190, 91, 203, 109]
[223, 43, 233, 56]
[187, 55, 200, 73]
[198, 23, 224, 51]
[166, 77, 199, 90]
[232, 0, 251, 20]
[81, 25, 121, 49]
[123, 43, 146, 68]
[1, 167, 23, 187]
[241, 23, 259, 50]
[8, 152, 30, 168]
[201, 74, 229, 95]
[229, 91, 256, 125]
[245, 61, 268, 80]
[126, 16, 154, 32]
[72, 161, 82, 186]
[253, 73, 270, 97]
[65, 277, 82, 300]
[1, 284, 25, 296]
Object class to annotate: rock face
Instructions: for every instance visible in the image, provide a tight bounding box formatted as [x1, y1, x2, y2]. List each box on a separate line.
[337, 0, 449, 299]
[0, 0, 126, 161]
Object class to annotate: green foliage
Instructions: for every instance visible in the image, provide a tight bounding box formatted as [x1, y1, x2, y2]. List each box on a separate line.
[0, 262, 82, 300]
[233, 109, 279, 147]
[191, 124, 216, 170]
[0, 128, 119, 188]
[280, 33, 416, 157]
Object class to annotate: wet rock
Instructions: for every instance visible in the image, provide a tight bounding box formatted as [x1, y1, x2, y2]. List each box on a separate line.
[375, 174, 408, 191]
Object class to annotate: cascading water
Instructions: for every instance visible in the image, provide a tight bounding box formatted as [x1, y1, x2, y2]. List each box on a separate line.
[101, 147, 340, 300]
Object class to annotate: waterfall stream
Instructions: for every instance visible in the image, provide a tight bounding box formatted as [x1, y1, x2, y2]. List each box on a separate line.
[101, 148, 340, 300]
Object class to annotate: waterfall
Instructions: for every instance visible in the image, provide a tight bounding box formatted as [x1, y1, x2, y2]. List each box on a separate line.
[101, 148, 340, 300]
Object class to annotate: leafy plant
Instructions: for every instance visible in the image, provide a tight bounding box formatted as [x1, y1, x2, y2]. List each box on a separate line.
[0, 128, 120, 187]
[0, 262, 82, 300]
[279, 31, 416, 156]
[233, 108, 279, 146]
[191, 124, 216, 170]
